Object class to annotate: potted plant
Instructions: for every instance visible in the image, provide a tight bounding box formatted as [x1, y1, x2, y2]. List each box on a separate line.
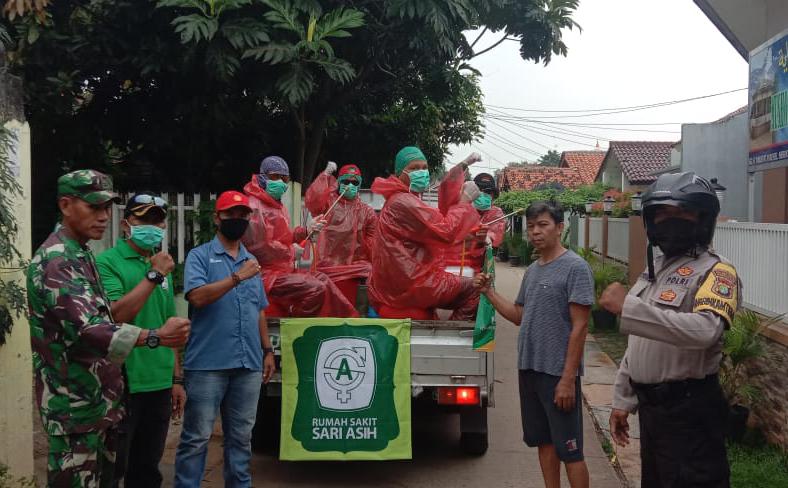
[590, 263, 626, 330]
[520, 238, 536, 267]
[497, 234, 510, 262]
[508, 237, 522, 266]
[719, 311, 779, 441]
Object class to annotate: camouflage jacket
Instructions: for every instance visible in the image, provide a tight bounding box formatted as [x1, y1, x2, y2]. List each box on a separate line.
[27, 229, 141, 435]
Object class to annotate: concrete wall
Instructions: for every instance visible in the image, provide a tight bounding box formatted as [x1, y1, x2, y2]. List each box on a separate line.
[0, 119, 34, 478]
[681, 112, 751, 220]
[599, 153, 624, 191]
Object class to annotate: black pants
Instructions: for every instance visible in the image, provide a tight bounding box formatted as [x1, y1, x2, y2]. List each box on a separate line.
[113, 388, 172, 488]
[636, 377, 730, 488]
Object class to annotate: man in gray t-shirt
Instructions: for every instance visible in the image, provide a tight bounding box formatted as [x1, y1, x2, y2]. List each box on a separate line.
[475, 201, 593, 488]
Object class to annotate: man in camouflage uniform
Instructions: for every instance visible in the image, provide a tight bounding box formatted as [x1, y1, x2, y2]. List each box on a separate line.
[27, 170, 190, 488]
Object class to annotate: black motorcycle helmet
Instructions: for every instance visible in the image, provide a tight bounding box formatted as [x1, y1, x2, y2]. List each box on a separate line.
[473, 173, 499, 199]
[642, 171, 720, 247]
[641, 172, 720, 280]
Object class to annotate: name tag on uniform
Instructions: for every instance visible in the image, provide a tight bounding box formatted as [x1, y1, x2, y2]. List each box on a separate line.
[209, 258, 223, 264]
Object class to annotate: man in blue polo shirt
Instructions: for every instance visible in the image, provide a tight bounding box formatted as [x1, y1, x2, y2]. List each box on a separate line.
[174, 191, 276, 488]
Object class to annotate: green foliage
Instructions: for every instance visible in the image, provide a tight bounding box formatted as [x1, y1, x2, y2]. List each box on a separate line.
[538, 149, 561, 167]
[193, 199, 217, 245]
[6, 0, 580, 242]
[591, 263, 626, 301]
[727, 441, 788, 488]
[519, 238, 536, 266]
[0, 126, 26, 346]
[495, 182, 609, 214]
[720, 311, 783, 408]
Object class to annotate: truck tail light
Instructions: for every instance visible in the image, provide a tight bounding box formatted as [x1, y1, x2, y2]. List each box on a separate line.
[438, 386, 480, 406]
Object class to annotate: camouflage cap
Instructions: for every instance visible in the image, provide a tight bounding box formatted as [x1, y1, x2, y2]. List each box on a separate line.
[57, 170, 120, 205]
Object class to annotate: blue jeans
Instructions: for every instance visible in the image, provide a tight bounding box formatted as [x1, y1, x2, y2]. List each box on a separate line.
[174, 369, 262, 488]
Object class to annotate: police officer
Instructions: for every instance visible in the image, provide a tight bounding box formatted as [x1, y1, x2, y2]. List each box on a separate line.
[599, 172, 740, 488]
[27, 170, 190, 487]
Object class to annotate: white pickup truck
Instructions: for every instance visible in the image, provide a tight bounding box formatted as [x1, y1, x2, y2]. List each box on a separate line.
[253, 318, 494, 455]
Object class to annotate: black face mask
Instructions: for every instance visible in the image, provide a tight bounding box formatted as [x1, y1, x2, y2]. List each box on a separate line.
[219, 218, 250, 241]
[650, 218, 697, 257]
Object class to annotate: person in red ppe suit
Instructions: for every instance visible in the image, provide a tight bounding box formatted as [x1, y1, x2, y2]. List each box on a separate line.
[303, 162, 377, 299]
[241, 155, 358, 317]
[443, 172, 506, 277]
[367, 146, 483, 320]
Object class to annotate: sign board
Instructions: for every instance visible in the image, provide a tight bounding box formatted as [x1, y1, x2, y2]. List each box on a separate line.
[279, 318, 412, 461]
[748, 27, 788, 172]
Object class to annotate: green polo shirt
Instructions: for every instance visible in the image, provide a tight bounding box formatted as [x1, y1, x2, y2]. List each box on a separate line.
[96, 239, 176, 394]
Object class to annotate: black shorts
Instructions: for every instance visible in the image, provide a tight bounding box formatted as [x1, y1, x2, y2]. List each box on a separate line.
[518, 369, 584, 463]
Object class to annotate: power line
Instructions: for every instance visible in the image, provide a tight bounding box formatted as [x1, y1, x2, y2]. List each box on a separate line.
[485, 87, 746, 115]
[488, 114, 612, 142]
[489, 115, 600, 148]
[485, 119, 553, 150]
[485, 132, 544, 158]
[483, 136, 538, 161]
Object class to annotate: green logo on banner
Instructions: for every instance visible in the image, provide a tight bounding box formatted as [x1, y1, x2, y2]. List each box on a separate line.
[292, 325, 399, 453]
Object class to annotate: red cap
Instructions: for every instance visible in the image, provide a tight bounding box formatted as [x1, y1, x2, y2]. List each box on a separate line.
[338, 164, 361, 178]
[215, 191, 251, 212]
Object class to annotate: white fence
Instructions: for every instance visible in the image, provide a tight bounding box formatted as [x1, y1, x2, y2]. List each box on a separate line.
[577, 217, 630, 263]
[574, 217, 788, 319]
[713, 222, 788, 319]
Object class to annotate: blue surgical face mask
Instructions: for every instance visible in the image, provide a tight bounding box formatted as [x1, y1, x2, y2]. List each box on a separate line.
[265, 180, 288, 200]
[474, 193, 492, 210]
[339, 183, 359, 199]
[128, 224, 164, 250]
[406, 169, 430, 193]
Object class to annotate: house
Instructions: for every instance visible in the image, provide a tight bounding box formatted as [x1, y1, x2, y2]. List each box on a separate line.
[679, 106, 751, 221]
[497, 165, 585, 192]
[595, 141, 674, 191]
[559, 150, 606, 185]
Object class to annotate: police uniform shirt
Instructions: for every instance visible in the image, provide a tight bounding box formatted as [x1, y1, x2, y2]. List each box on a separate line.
[612, 248, 741, 413]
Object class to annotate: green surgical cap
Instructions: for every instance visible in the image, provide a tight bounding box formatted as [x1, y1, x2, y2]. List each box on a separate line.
[394, 146, 426, 175]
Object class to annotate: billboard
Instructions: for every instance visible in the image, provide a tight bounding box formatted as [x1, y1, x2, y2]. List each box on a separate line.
[748, 27, 788, 172]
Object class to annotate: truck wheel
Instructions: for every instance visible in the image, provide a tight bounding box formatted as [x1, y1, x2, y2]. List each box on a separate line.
[251, 394, 281, 454]
[460, 431, 489, 456]
[460, 406, 489, 455]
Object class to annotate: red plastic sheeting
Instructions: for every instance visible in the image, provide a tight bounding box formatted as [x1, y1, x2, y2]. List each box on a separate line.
[242, 176, 358, 318]
[367, 165, 481, 320]
[442, 205, 506, 273]
[304, 172, 377, 283]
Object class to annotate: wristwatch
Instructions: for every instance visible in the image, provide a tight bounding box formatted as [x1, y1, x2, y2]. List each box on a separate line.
[146, 269, 165, 285]
[263, 347, 274, 356]
[145, 329, 161, 349]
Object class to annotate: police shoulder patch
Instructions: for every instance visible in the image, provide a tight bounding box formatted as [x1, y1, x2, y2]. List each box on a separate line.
[693, 262, 738, 325]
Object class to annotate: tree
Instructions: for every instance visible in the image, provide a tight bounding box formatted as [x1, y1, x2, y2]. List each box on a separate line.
[538, 149, 561, 166]
[2, 0, 581, 243]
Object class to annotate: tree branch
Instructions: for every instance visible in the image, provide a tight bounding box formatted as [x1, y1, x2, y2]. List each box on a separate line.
[468, 34, 510, 60]
[468, 26, 487, 49]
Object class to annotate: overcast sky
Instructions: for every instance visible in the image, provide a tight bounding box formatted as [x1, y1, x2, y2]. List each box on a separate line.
[449, 0, 750, 176]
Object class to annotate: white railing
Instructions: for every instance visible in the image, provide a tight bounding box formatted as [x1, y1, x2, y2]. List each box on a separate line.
[574, 217, 788, 319]
[713, 222, 788, 318]
[577, 217, 630, 263]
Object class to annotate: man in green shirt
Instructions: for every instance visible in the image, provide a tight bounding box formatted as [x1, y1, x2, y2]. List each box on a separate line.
[96, 192, 184, 488]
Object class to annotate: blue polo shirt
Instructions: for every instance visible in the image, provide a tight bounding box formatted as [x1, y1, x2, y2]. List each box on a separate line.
[183, 237, 268, 371]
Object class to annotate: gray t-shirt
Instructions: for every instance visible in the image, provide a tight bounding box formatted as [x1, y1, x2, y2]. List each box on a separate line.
[515, 250, 594, 376]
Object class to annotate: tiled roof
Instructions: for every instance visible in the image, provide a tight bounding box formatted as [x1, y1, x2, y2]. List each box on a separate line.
[607, 141, 674, 185]
[559, 150, 606, 185]
[712, 105, 747, 124]
[498, 165, 585, 192]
